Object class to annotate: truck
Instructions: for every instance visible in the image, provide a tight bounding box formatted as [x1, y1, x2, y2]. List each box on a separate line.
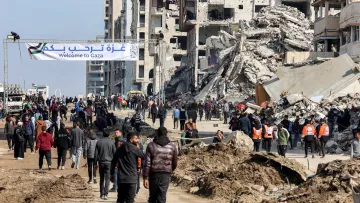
[0, 84, 26, 114]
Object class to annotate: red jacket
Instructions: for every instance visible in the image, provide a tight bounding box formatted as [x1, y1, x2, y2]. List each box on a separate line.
[36, 132, 54, 151]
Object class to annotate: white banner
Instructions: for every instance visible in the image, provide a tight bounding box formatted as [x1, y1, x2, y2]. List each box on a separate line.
[26, 43, 139, 61]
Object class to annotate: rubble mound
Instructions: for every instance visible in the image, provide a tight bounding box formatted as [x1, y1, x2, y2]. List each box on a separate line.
[173, 144, 308, 202]
[193, 5, 313, 101]
[276, 158, 360, 203]
[0, 172, 92, 203]
[223, 130, 254, 151]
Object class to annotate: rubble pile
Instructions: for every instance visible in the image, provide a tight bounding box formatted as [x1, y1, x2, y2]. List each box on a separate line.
[173, 143, 308, 203]
[275, 158, 360, 203]
[194, 5, 313, 101]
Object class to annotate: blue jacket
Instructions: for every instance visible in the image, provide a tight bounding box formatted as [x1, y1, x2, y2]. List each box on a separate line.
[75, 102, 80, 112]
[22, 121, 34, 136]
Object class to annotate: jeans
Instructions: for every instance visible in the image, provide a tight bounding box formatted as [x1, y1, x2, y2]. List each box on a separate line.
[328, 122, 335, 138]
[293, 133, 300, 148]
[6, 134, 13, 149]
[148, 173, 171, 203]
[278, 145, 287, 157]
[223, 112, 229, 124]
[199, 111, 203, 121]
[141, 109, 146, 120]
[24, 135, 34, 153]
[117, 183, 136, 203]
[263, 138, 272, 153]
[152, 113, 157, 124]
[71, 147, 82, 168]
[173, 118, 179, 129]
[39, 150, 51, 169]
[112, 168, 118, 190]
[87, 158, 97, 181]
[57, 147, 67, 167]
[205, 111, 210, 121]
[160, 117, 164, 127]
[180, 120, 185, 131]
[99, 162, 111, 196]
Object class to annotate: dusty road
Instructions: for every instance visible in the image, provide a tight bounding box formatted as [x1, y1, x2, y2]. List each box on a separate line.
[0, 108, 350, 202]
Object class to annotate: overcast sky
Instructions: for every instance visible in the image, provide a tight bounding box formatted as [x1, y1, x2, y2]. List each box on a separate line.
[0, 0, 104, 96]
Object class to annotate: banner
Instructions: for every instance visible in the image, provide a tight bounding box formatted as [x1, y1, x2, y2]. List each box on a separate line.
[26, 43, 139, 61]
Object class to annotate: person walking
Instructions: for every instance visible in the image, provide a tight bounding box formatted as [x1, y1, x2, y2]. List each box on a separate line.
[302, 119, 316, 158]
[223, 101, 229, 124]
[143, 127, 178, 203]
[292, 115, 301, 149]
[141, 98, 148, 121]
[151, 102, 158, 126]
[54, 123, 71, 170]
[109, 129, 123, 192]
[70, 122, 85, 169]
[22, 115, 35, 154]
[84, 129, 98, 184]
[111, 132, 144, 202]
[179, 106, 187, 131]
[158, 102, 166, 128]
[198, 101, 204, 121]
[94, 131, 116, 200]
[14, 122, 25, 160]
[252, 123, 262, 152]
[172, 106, 180, 129]
[351, 130, 360, 159]
[35, 126, 54, 170]
[5, 116, 15, 151]
[275, 123, 290, 157]
[318, 119, 330, 158]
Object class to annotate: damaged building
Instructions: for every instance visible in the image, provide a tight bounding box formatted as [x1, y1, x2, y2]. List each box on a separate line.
[165, 0, 314, 97]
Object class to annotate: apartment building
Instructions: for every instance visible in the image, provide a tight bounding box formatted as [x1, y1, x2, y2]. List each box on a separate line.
[178, 0, 314, 91]
[312, 0, 360, 62]
[148, 1, 188, 95]
[86, 36, 105, 96]
[103, 0, 122, 96]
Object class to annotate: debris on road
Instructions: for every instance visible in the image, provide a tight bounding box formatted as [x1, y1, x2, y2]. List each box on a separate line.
[172, 143, 308, 202]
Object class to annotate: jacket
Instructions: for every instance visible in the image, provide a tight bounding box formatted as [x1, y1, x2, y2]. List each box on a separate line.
[276, 128, 290, 145]
[187, 109, 197, 121]
[22, 121, 34, 136]
[14, 127, 25, 143]
[94, 137, 116, 164]
[223, 103, 229, 112]
[151, 104, 158, 114]
[71, 127, 85, 148]
[237, 116, 251, 134]
[302, 124, 316, 141]
[351, 138, 360, 158]
[84, 133, 98, 158]
[5, 121, 14, 135]
[158, 106, 166, 118]
[143, 137, 178, 178]
[54, 128, 71, 149]
[111, 142, 144, 183]
[36, 132, 54, 151]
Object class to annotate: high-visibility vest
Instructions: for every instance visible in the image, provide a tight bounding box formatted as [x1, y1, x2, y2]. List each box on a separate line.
[264, 125, 273, 139]
[252, 127, 262, 140]
[318, 124, 329, 138]
[302, 124, 316, 137]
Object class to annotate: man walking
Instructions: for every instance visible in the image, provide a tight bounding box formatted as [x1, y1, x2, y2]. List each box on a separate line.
[95, 131, 116, 200]
[22, 115, 35, 154]
[109, 129, 123, 192]
[111, 132, 144, 203]
[54, 123, 71, 170]
[302, 119, 316, 158]
[84, 129, 98, 184]
[143, 127, 178, 203]
[172, 106, 180, 129]
[35, 126, 54, 170]
[223, 101, 229, 124]
[71, 122, 85, 169]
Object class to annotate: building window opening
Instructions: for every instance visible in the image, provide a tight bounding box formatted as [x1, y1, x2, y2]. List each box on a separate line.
[239, 5, 243, 9]
[139, 48, 145, 60]
[139, 65, 145, 78]
[255, 5, 267, 13]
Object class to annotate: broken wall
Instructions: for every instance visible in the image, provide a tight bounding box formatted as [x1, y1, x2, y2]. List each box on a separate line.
[186, 27, 197, 69]
[284, 52, 337, 64]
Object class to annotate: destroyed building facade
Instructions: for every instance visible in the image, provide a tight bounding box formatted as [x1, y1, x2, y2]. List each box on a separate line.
[175, 0, 315, 95]
[313, 0, 360, 63]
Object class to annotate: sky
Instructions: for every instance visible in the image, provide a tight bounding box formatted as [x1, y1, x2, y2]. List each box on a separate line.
[0, 0, 104, 96]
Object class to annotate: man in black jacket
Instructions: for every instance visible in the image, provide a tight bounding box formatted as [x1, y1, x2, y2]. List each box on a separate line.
[54, 123, 71, 170]
[111, 132, 144, 203]
[143, 127, 178, 203]
[237, 113, 252, 136]
[94, 131, 116, 200]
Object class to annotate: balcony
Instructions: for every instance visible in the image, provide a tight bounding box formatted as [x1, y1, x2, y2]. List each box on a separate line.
[140, 5, 145, 12]
[150, 7, 162, 15]
[88, 77, 104, 81]
[340, 2, 360, 29]
[208, 0, 224, 4]
[340, 41, 360, 62]
[139, 23, 145, 28]
[314, 16, 340, 41]
[151, 27, 162, 34]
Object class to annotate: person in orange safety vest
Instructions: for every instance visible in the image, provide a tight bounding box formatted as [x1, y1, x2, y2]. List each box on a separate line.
[302, 119, 316, 158]
[262, 120, 274, 153]
[252, 124, 262, 152]
[318, 118, 329, 158]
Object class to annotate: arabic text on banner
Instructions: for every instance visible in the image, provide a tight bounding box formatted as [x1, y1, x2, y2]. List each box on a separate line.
[26, 43, 139, 61]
